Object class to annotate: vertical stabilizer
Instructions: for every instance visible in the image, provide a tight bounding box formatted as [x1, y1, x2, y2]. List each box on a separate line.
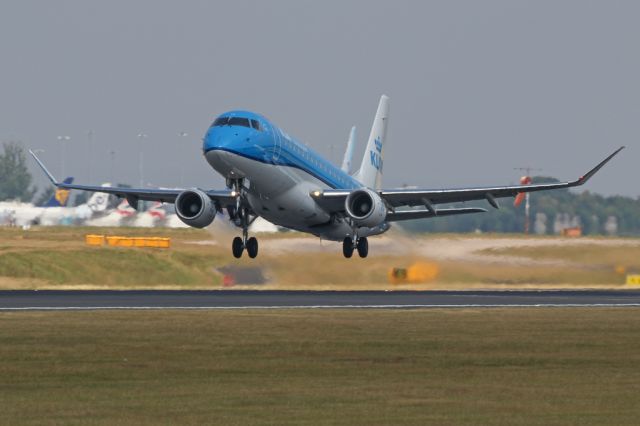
[341, 126, 356, 174]
[44, 177, 74, 207]
[356, 95, 389, 189]
[87, 184, 112, 213]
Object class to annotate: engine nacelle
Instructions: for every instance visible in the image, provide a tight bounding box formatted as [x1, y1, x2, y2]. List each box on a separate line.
[175, 189, 216, 228]
[345, 188, 387, 228]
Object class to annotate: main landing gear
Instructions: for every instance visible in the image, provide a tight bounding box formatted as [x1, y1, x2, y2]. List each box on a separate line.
[228, 178, 259, 259]
[232, 234, 258, 259]
[343, 236, 368, 258]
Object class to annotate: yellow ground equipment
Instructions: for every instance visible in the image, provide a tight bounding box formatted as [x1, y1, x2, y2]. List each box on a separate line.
[627, 275, 640, 286]
[85, 234, 106, 246]
[85, 235, 170, 249]
[388, 261, 439, 285]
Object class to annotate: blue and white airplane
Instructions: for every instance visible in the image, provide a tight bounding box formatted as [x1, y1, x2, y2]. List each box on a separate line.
[31, 96, 624, 258]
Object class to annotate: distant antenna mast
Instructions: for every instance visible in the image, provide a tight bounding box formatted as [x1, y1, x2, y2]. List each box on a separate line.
[514, 167, 542, 234]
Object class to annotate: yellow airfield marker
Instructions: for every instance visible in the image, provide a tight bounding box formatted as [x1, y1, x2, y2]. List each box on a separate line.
[85, 235, 170, 249]
[627, 275, 640, 286]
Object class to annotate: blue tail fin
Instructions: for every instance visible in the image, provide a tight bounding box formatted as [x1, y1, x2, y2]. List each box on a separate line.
[44, 177, 74, 207]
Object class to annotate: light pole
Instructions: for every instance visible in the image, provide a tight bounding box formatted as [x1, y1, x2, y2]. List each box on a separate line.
[137, 132, 148, 188]
[109, 150, 116, 184]
[57, 135, 71, 177]
[87, 130, 94, 183]
[178, 132, 188, 187]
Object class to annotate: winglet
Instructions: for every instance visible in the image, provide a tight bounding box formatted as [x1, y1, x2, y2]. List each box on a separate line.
[575, 146, 625, 186]
[29, 149, 59, 186]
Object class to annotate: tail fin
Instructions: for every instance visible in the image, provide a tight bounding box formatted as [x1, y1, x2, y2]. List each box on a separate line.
[341, 126, 356, 174]
[44, 177, 74, 207]
[86, 183, 112, 213]
[147, 201, 167, 219]
[116, 199, 136, 217]
[356, 95, 389, 189]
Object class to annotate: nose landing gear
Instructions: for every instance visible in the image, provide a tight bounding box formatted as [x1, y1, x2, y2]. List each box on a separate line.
[228, 178, 259, 259]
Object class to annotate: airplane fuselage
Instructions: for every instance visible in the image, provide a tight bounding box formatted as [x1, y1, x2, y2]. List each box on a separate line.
[203, 111, 388, 241]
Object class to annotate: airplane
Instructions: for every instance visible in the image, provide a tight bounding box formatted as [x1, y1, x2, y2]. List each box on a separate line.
[163, 211, 190, 228]
[0, 180, 116, 228]
[0, 177, 74, 227]
[42, 183, 113, 226]
[134, 201, 167, 227]
[30, 95, 624, 258]
[84, 198, 136, 227]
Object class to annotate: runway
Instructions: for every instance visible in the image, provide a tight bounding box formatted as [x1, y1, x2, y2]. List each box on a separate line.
[1, 290, 640, 310]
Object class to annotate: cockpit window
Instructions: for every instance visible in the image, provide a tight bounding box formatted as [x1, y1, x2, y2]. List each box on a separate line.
[227, 117, 251, 127]
[211, 116, 252, 129]
[212, 117, 229, 127]
[250, 119, 261, 131]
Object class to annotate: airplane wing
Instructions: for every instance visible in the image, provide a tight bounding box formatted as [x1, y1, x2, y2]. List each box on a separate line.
[312, 146, 624, 214]
[30, 150, 236, 210]
[386, 207, 487, 221]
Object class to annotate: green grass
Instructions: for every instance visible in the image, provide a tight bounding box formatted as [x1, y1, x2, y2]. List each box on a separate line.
[0, 226, 227, 288]
[438, 262, 624, 286]
[481, 244, 640, 270]
[0, 248, 222, 287]
[0, 226, 637, 289]
[0, 225, 210, 241]
[1, 309, 640, 425]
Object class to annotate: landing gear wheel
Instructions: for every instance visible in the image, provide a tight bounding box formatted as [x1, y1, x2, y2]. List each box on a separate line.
[357, 237, 369, 258]
[342, 237, 354, 258]
[246, 237, 259, 259]
[232, 237, 244, 258]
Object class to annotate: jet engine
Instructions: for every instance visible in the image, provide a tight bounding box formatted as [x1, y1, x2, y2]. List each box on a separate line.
[175, 189, 216, 228]
[344, 188, 387, 228]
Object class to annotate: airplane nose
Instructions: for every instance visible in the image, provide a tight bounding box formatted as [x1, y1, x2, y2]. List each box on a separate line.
[203, 130, 228, 152]
[204, 127, 250, 153]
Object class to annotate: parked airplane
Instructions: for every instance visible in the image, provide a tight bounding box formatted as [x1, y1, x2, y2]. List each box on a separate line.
[84, 198, 136, 227]
[31, 96, 624, 258]
[134, 202, 167, 227]
[42, 183, 112, 226]
[0, 178, 74, 226]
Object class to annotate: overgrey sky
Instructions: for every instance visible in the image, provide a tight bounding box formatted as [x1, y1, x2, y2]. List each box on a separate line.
[1, 1, 637, 196]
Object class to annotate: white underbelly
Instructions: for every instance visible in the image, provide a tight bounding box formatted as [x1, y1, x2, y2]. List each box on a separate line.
[205, 149, 390, 241]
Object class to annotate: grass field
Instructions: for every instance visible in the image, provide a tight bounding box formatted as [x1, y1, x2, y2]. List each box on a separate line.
[0, 226, 638, 289]
[1, 308, 639, 425]
[481, 244, 640, 271]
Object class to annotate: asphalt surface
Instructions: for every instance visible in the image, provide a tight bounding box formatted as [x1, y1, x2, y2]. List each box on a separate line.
[1, 290, 640, 310]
